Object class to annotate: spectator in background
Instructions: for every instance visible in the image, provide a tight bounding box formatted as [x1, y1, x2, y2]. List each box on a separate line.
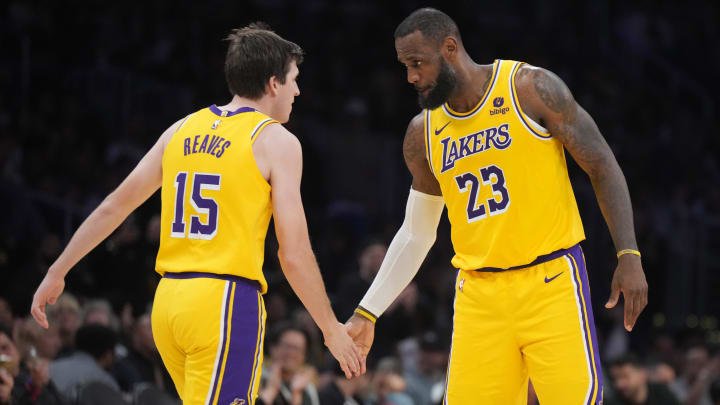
[606, 353, 680, 405]
[112, 313, 176, 397]
[49, 324, 120, 400]
[403, 330, 449, 405]
[81, 299, 118, 330]
[336, 241, 417, 358]
[259, 323, 319, 405]
[0, 298, 12, 331]
[368, 358, 413, 405]
[0, 324, 65, 405]
[670, 345, 720, 405]
[710, 380, 720, 405]
[46, 294, 80, 359]
[13, 317, 62, 361]
[317, 359, 371, 405]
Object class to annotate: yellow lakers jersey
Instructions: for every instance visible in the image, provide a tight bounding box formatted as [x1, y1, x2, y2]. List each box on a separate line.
[155, 105, 278, 293]
[425, 60, 585, 270]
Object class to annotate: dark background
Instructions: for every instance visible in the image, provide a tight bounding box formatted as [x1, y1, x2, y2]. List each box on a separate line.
[1, 0, 718, 362]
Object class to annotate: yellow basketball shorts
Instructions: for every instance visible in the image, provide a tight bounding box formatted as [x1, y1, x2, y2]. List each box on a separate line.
[151, 272, 266, 405]
[444, 244, 603, 404]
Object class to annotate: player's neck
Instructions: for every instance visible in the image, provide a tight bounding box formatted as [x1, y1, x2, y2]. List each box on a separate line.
[218, 95, 271, 116]
[445, 57, 493, 113]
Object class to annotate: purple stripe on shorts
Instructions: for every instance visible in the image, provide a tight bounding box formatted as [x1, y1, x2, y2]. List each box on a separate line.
[208, 283, 233, 404]
[247, 296, 264, 404]
[216, 281, 264, 404]
[569, 246, 603, 404]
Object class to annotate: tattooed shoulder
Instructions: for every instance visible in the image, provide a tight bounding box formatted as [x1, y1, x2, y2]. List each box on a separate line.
[525, 66, 574, 115]
[403, 113, 426, 168]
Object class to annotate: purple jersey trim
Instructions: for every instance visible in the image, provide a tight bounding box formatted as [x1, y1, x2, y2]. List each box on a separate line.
[163, 271, 260, 290]
[473, 243, 579, 272]
[509, 63, 552, 139]
[209, 105, 256, 117]
[442, 59, 500, 119]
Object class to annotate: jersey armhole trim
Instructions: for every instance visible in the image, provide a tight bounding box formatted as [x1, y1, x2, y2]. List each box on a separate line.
[510, 62, 553, 140]
[423, 109, 436, 177]
[250, 118, 279, 144]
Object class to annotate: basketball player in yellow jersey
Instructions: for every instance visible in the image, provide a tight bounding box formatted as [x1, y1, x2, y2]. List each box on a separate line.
[29, 23, 362, 404]
[347, 8, 648, 405]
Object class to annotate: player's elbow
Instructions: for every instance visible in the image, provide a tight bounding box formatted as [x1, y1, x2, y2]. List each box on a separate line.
[277, 247, 311, 274]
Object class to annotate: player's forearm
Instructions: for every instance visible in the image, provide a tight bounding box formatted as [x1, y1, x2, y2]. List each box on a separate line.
[588, 159, 638, 252]
[278, 247, 339, 334]
[358, 188, 444, 319]
[48, 193, 134, 278]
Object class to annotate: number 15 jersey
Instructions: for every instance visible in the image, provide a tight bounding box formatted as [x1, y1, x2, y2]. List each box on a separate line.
[155, 106, 278, 293]
[424, 60, 585, 271]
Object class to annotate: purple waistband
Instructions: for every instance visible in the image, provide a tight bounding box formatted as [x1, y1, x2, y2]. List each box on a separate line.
[163, 271, 260, 290]
[474, 244, 580, 272]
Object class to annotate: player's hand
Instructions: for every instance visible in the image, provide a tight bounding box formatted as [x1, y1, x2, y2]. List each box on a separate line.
[31, 271, 65, 329]
[323, 322, 362, 379]
[605, 254, 647, 331]
[346, 313, 375, 374]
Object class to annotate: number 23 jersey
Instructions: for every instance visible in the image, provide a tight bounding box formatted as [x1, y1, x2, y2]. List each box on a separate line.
[155, 106, 278, 293]
[425, 60, 585, 271]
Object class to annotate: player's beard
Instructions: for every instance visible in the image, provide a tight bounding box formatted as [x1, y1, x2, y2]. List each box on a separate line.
[418, 59, 457, 110]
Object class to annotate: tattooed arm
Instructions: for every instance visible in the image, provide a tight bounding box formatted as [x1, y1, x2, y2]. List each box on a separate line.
[515, 65, 648, 331]
[404, 113, 443, 195]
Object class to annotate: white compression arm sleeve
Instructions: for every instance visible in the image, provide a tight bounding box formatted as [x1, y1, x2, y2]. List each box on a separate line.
[358, 188, 445, 318]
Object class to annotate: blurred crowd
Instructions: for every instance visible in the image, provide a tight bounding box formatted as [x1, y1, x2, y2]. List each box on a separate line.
[1, 0, 719, 404]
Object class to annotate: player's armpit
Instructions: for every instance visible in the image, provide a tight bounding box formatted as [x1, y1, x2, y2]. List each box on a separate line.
[403, 113, 442, 196]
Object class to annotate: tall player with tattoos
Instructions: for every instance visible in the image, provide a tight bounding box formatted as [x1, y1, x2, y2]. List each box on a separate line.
[347, 8, 648, 405]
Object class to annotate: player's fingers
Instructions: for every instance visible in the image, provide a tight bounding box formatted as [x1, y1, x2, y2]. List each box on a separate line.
[351, 342, 364, 374]
[623, 290, 635, 331]
[339, 358, 351, 379]
[31, 299, 49, 329]
[347, 351, 360, 377]
[630, 285, 648, 329]
[605, 282, 620, 308]
[48, 295, 58, 305]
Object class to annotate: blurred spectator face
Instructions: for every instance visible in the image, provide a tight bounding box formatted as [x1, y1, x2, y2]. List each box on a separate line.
[132, 315, 156, 358]
[648, 361, 676, 384]
[0, 298, 12, 330]
[610, 363, 647, 403]
[48, 294, 81, 349]
[84, 309, 111, 327]
[359, 243, 387, 280]
[272, 329, 307, 376]
[15, 318, 61, 360]
[0, 332, 20, 376]
[145, 214, 162, 244]
[684, 346, 709, 381]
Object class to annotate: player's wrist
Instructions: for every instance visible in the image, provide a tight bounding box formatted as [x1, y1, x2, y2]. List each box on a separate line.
[354, 306, 377, 324]
[616, 249, 641, 260]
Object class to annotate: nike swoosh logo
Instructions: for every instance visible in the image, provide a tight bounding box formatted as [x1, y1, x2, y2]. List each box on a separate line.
[544, 272, 563, 283]
[434, 121, 450, 135]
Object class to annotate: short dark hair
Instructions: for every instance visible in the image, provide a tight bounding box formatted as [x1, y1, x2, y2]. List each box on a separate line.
[268, 321, 311, 355]
[394, 8, 461, 45]
[609, 353, 644, 369]
[224, 22, 304, 100]
[75, 324, 117, 360]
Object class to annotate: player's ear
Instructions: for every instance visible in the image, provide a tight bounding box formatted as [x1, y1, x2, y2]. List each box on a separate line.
[267, 76, 280, 96]
[442, 37, 458, 60]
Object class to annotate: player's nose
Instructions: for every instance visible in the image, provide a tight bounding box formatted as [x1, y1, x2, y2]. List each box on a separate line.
[407, 70, 419, 85]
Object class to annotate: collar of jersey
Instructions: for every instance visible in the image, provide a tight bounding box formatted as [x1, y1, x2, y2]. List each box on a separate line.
[209, 104, 256, 117]
[441, 59, 500, 120]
